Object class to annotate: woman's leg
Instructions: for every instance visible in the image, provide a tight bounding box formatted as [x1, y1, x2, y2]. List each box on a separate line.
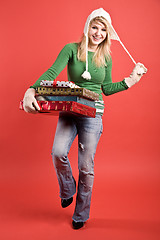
[72, 115, 103, 222]
[51, 113, 77, 199]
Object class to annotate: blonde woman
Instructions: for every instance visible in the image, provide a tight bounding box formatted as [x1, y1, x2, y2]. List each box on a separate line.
[23, 8, 147, 229]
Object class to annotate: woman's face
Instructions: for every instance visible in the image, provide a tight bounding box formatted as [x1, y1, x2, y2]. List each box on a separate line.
[88, 21, 107, 49]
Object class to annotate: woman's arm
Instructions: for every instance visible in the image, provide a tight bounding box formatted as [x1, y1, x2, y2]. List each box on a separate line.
[102, 59, 147, 96]
[30, 43, 73, 89]
[102, 58, 128, 96]
[23, 43, 73, 113]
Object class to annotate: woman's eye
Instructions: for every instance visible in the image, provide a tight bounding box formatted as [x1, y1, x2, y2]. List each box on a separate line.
[92, 26, 106, 31]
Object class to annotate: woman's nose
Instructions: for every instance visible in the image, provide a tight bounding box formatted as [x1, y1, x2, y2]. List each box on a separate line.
[95, 28, 101, 35]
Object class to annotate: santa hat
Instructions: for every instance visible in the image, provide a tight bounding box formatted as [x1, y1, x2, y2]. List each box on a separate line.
[82, 8, 136, 80]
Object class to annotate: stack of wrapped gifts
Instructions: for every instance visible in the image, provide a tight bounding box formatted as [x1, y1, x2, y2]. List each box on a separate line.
[20, 80, 99, 118]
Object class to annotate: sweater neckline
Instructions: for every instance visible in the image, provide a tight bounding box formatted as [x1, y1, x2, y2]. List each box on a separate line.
[88, 51, 95, 53]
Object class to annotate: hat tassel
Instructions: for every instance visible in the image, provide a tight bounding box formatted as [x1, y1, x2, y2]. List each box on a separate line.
[81, 35, 92, 80]
[81, 70, 91, 80]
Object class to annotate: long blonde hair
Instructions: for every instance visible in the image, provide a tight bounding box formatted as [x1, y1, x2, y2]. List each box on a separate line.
[77, 16, 111, 67]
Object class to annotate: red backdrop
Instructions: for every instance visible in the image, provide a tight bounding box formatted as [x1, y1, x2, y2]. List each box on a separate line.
[0, 0, 160, 239]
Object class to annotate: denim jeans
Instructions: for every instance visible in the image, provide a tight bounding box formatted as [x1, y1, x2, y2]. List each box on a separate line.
[51, 112, 103, 222]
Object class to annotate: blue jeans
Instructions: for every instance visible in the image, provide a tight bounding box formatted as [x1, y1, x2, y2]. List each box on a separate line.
[51, 112, 103, 222]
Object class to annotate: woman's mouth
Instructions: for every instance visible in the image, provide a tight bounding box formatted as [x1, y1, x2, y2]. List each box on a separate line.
[92, 36, 102, 41]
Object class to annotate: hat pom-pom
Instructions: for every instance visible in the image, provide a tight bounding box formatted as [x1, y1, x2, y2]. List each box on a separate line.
[81, 71, 91, 80]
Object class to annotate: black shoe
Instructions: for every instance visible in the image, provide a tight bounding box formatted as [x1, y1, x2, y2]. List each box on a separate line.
[72, 220, 84, 229]
[61, 197, 73, 208]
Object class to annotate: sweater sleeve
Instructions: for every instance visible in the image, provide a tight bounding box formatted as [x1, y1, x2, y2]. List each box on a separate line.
[30, 44, 73, 89]
[102, 57, 129, 96]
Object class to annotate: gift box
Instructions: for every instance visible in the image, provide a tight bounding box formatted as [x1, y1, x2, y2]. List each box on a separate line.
[40, 80, 80, 88]
[36, 87, 99, 101]
[36, 95, 95, 108]
[19, 100, 96, 118]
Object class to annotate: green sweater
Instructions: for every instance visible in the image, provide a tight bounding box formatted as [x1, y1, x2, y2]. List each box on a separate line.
[30, 43, 128, 115]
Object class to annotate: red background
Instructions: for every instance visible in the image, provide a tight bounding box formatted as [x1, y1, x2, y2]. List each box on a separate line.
[0, 0, 160, 239]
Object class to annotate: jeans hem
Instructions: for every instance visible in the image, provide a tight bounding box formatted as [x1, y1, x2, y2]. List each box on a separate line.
[72, 216, 89, 223]
[60, 190, 76, 200]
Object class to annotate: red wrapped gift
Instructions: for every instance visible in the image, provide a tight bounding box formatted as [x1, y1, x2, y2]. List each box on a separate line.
[19, 100, 96, 118]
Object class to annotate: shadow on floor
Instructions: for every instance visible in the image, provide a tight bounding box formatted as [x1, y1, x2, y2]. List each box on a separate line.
[87, 218, 160, 234]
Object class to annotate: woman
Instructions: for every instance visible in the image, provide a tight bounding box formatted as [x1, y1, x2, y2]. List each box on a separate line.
[23, 8, 147, 229]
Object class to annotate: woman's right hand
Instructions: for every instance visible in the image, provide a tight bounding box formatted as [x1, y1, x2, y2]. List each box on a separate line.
[23, 88, 40, 113]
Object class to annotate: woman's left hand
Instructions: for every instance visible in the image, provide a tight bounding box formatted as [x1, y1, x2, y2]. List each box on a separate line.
[124, 63, 147, 88]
